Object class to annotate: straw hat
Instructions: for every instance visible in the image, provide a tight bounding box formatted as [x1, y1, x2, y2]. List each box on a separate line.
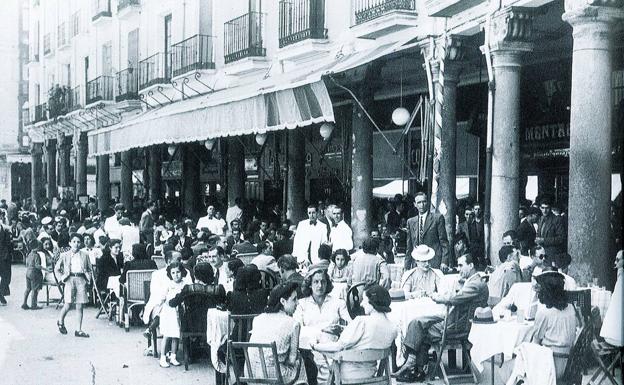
[411, 245, 435, 262]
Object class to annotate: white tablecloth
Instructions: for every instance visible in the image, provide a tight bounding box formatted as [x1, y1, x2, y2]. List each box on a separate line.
[468, 319, 534, 371]
[107, 276, 120, 298]
[589, 287, 612, 320]
[206, 308, 229, 373]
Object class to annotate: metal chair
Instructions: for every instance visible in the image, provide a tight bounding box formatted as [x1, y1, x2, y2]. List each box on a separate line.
[430, 304, 478, 385]
[326, 348, 392, 385]
[560, 319, 594, 385]
[227, 313, 258, 384]
[177, 292, 214, 370]
[565, 289, 592, 327]
[346, 282, 366, 319]
[237, 252, 259, 265]
[259, 269, 278, 290]
[42, 267, 64, 309]
[228, 341, 298, 385]
[122, 269, 155, 332]
[151, 255, 166, 269]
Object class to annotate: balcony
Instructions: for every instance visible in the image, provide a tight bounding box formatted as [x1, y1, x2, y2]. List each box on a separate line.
[171, 34, 215, 78]
[138, 53, 171, 90]
[86, 75, 114, 105]
[116, 67, 139, 101]
[424, 0, 486, 17]
[118, 0, 140, 18]
[69, 86, 82, 112]
[279, 0, 327, 48]
[33, 103, 47, 124]
[352, 0, 418, 39]
[224, 12, 266, 64]
[57, 22, 69, 49]
[92, 0, 112, 22]
[43, 33, 52, 56]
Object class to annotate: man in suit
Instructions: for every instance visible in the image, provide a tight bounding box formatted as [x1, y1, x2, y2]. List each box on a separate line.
[536, 198, 567, 257]
[0, 216, 13, 305]
[139, 201, 157, 244]
[404, 192, 449, 270]
[516, 206, 541, 255]
[395, 254, 488, 382]
[55, 233, 93, 337]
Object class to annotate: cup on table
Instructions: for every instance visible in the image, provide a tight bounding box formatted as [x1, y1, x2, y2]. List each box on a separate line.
[517, 309, 525, 323]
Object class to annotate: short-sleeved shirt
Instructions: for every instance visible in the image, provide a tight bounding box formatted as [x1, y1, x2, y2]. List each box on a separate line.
[532, 304, 577, 355]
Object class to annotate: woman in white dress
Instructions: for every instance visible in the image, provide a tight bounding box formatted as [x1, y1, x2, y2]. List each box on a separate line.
[158, 261, 188, 368]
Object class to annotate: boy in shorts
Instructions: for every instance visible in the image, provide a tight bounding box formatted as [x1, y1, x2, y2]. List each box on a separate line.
[55, 233, 93, 337]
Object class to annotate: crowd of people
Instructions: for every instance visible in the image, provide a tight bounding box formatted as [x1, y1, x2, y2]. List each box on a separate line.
[0, 191, 621, 384]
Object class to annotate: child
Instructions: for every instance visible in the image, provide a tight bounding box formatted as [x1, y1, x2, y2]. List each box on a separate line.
[22, 240, 50, 310]
[328, 249, 352, 299]
[158, 261, 187, 368]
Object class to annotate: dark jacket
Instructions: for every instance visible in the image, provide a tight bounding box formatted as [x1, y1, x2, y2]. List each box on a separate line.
[273, 238, 293, 258]
[95, 254, 121, 291]
[169, 283, 226, 334]
[405, 212, 449, 269]
[516, 219, 537, 255]
[538, 213, 567, 257]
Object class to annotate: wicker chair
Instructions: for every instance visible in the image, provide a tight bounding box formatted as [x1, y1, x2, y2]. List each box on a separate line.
[259, 269, 279, 290]
[122, 269, 155, 332]
[326, 348, 392, 385]
[177, 292, 215, 370]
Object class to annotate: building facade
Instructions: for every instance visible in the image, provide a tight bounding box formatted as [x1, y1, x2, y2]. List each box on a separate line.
[25, 0, 624, 285]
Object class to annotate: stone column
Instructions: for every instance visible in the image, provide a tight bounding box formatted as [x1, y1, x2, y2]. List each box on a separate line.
[227, 138, 246, 208]
[97, 155, 111, 211]
[485, 7, 534, 264]
[182, 143, 202, 218]
[563, 1, 624, 285]
[57, 134, 72, 190]
[148, 146, 162, 202]
[287, 129, 306, 224]
[120, 150, 134, 211]
[421, 36, 466, 267]
[45, 138, 57, 203]
[75, 132, 88, 196]
[30, 143, 44, 207]
[351, 63, 383, 248]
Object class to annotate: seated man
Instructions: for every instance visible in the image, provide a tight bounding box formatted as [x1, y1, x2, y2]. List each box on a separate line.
[488, 245, 523, 305]
[205, 246, 231, 292]
[492, 268, 541, 319]
[401, 245, 441, 298]
[250, 241, 278, 273]
[395, 254, 488, 382]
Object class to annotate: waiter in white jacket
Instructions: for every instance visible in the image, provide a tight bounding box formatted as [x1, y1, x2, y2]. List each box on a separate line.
[293, 205, 328, 267]
[329, 205, 353, 252]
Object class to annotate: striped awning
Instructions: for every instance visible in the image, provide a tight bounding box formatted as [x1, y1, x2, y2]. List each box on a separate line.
[88, 80, 334, 157]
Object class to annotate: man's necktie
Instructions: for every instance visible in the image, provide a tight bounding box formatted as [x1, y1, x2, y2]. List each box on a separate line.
[419, 216, 425, 244]
[214, 268, 220, 285]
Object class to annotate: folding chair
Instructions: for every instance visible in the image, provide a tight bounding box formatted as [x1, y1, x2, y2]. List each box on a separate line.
[227, 313, 258, 384]
[93, 270, 114, 320]
[326, 348, 392, 385]
[122, 269, 155, 332]
[228, 341, 296, 385]
[588, 340, 621, 385]
[42, 268, 64, 309]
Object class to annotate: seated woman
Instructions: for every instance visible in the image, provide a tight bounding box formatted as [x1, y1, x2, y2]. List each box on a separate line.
[294, 267, 350, 385]
[248, 282, 307, 385]
[401, 245, 441, 299]
[119, 243, 158, 284]
[328, 249, 352, 299]
[531, 270, 577, 379]
[95, 239, 122, 295]
[312, 284, 398, 381]
[39, 237, 57, 284]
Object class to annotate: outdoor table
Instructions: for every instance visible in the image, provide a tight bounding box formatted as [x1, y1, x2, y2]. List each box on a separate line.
[206, 308, 229, 373]
[587, 287, 612, 320]
[388, 264, 404, 283]
[468, 317, 535, 385]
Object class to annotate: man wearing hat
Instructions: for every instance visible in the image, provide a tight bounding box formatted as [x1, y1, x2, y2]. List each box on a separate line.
[401, 245, 441, 299]
[104, 203, 125, 240]
[517, 206, 541, 256]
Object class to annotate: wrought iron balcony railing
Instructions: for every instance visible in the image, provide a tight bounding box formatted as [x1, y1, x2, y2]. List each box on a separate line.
[353, 0, 416, 25]
[171, 34, 215, 77]
[118, 0, 140, 12]
[86, 75, 114, 105]
[224, 12, 266, 64]
[69, 86, 82, 111]
[279, 0, 327, 48]
[116, 67, 139, 101]
[139, 52, 171, 90]
[33, 103, 47, 123]
[92, 0, 112, 22]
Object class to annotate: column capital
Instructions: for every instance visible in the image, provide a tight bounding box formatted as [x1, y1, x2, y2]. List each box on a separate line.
[486, 6, 536, 55]
[420, 35, 468, 82]
[563, 1, 624, 50]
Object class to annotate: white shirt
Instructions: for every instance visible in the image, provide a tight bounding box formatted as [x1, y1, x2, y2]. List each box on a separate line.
[196, 215, 225, 236]
[225, 205, 243, 231]
[120, 225, 141, 257]
[330, 220, 354, 252]
[104, 215, 122, 240]
[292, 219, 329, 265]
[250, 254, 278, 272]
[93, 228, 107, 244]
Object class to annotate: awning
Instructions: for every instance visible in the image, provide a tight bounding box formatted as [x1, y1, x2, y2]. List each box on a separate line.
[88, 37, 417, 157]
[4, 153, 31, 164]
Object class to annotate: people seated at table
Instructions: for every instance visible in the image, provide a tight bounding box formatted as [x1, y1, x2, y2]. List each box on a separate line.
[312, 284, 397, 381]
[95, 239, 123, 295]
[158, 261, 188, 368]
[600, 250, 623, 347]
[531, 270, 577, 379]
[542, 254, 577, 290]
[226, 258, 244, 281]
[247, 282, 308, 384]
[394, 254, 488, 382]
[492, 267, 541, 319]
[351, 237, 391, 289]
[401, 245, 441, 299]
[119, 243, 157, 284]
[226, 265, 270, 317]
[488, 245, 523, 305]
[294, 267, 350, 385]
[250, 241, 278, 273]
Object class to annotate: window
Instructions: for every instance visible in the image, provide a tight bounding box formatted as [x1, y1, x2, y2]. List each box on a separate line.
[72, 11, 81, 37]
[102, 42, 112, 76]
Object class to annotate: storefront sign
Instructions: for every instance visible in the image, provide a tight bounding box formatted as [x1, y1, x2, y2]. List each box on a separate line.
[524, 122, 570, 143]
[162, 160, 182, 179]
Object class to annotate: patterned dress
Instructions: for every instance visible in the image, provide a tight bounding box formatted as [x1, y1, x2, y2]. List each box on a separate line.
[248, 312, 307, 384]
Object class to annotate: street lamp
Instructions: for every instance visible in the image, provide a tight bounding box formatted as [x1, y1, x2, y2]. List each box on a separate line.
[204, 138, 216, 151]
[167, 144, 176, 156]
[392, 107, 410, 126]
[319, 122, 334, 140]
[255, 132, 267, 146]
